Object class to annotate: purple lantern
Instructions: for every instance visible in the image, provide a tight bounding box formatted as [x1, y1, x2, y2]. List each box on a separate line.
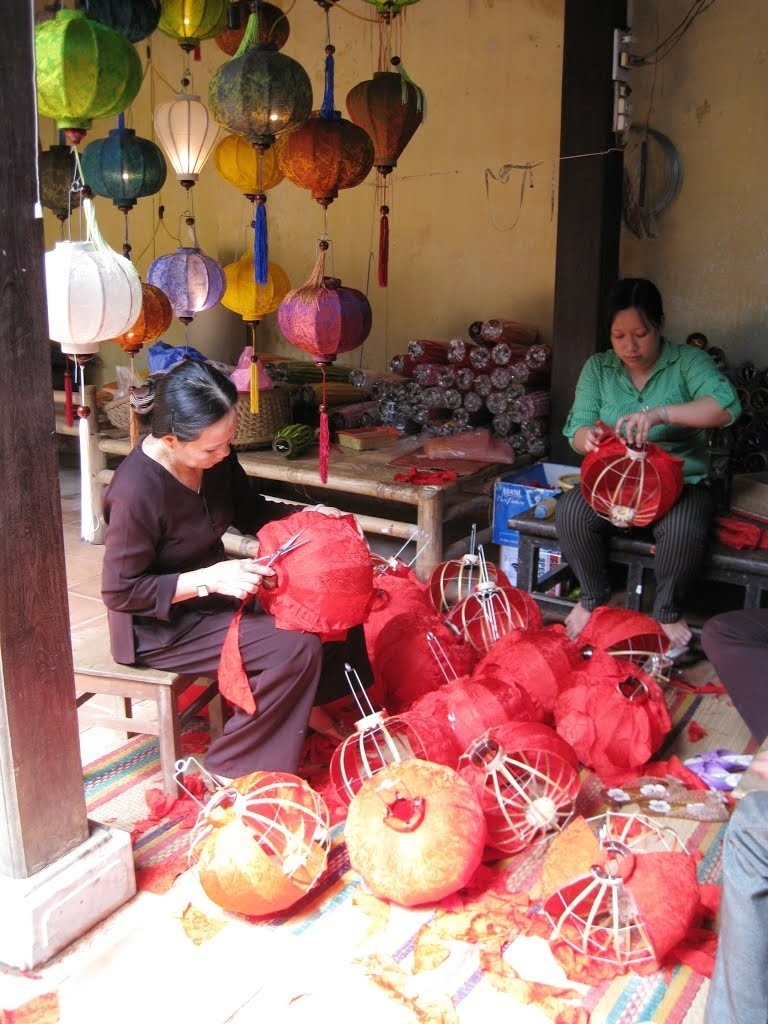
[147, 246, 226, 324]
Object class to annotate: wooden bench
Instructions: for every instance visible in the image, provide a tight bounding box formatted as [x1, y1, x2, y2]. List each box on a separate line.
[72, 617, 223, 795]
[506, 507, 768, 622]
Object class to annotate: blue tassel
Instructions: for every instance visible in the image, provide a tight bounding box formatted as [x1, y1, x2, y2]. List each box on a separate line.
[320, 51, 335, 120]
[254, 200, 268, 285]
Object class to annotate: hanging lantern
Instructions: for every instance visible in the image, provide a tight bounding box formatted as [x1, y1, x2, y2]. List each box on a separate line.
[344, 758, 487, 907]
[346, 64, 424, 286]
[360, 0, 422, 13]
[39, 143, 82, 223]
[190, 772, 331, 918]
[214, 133, 284, 198]
[111, 282, 173, 355]
[147, 220, 226, 325]
[82, 0, 161, 43]
[81, 114, 167, 212]
[541, 813, 700, 974]
[158, 0, 228, 51]
[216, 0, 290, 57]
[208, 12, 312, 283]
[276, 111, 374, 209]
[580, 428, 684, 529]
[35, 9, 143, 146]
[457, 722, 581, 858]
[154, 79, 220, 190]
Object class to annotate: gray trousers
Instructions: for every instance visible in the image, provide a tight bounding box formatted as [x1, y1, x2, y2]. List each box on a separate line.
[554, 482, 714, 622]
[704, 791, 768, 1024]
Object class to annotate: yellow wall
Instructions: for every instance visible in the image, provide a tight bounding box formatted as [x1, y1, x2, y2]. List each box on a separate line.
[38, 0, 565, 385]
[620, 0, 768, 365]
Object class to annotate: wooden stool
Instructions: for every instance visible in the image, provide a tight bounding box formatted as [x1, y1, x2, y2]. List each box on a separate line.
[73, 618, 223, 795]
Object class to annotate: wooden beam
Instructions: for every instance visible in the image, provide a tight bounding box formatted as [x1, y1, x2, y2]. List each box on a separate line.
[0, 2, 89, 877]
[549, 0, 629, 464]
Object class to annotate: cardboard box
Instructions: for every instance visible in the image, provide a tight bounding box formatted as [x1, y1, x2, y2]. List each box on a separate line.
[500, 544, 563, 595]
[730, 472, 768, 524]
[336, 426, 401, 451]
[492, 461, 579, 547]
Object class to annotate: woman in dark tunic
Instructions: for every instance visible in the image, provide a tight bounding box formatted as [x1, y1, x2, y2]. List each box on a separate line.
[101, 359, 372, 782]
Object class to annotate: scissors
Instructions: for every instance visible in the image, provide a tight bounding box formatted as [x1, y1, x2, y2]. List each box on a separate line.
[253, 528, 310, 568]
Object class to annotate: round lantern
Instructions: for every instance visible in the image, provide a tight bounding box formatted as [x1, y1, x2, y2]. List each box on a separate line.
[39, 143, 82, 223]
[278, 269, 372, 364]
[190, 771, 331, 918]
[158, 0, 228, 51]
[458, 723, 581, 858]
[35, 9, 142, 145]
[216, 0, 290, 57]
[111, 282, 173, 355]
[147, 245, 226, 325]
[579, 606, 669, 667]
[428, 552, 511, 614]
[580, 433, 684, 529]
[448, 580, 543, 653]
[344, 758, 487, 906]
[330, 709, 461, 807]
[81, 115, 167, 212]
[153, 86, 220, 190]
[222, 254, 290, 323]
[276, 111, 374, 208]
[45, 198, 142, 355]
[214, 132, 284, 197]
[82, 0, 161, 43]
[541, 813, 698, 971]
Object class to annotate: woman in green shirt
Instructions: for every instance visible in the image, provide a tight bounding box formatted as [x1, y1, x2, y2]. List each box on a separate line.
[556, 278, 741, 649]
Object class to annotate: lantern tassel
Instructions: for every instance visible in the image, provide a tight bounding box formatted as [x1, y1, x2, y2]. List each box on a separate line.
[396, 60, 426, 118]
[250, 350, 260, 414]
[254, 196, 268, 285]
[378, 205, 389, 287]
[319, 365, 330, 484]
[321, 49, 335, 120]
[64, 359, 74, 428]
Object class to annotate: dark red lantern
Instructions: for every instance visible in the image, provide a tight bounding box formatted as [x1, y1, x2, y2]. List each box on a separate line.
[346, 66, 425, 286]
[216, 1, 290, 56]
[581, 430, 684, 528]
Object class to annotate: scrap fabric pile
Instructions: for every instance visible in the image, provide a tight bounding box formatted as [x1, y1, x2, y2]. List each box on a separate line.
[202, 528, 726, 1022]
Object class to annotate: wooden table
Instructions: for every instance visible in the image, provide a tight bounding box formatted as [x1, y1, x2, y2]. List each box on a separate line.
[96, 436, 506, 580]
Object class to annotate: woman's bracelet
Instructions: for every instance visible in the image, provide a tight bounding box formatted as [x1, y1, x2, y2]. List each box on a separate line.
[658, 404, 669, 424]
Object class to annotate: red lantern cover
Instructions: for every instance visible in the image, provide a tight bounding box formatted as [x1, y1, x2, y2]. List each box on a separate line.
[363, 565, 433, 662]
[553, 650, 672, 781]
[581, 433, 684, 528]
[276, 111, 375, 208]
[447, 581, 543, 653]
[578, 606, 669, 662]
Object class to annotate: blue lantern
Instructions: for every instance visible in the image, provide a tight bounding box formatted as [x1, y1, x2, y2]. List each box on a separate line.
[81, 114, 167, 212]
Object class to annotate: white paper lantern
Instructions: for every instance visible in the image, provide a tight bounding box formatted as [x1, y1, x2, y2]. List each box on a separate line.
[153, 91, 219, 189]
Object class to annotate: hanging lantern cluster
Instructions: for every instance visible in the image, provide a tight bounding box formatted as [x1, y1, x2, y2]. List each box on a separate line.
[35, 9, 143, 147]
[158, 0, 228, 52]
[216, 0, 290, 56]
[154, 75, 220, 191]
[208, 8, 313, 284]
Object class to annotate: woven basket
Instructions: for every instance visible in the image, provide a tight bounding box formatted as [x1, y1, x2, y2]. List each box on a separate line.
[232, 386, 291, 450]
[104, 395, 131, 434]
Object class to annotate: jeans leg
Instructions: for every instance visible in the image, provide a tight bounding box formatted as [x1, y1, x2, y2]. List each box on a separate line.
[704, 791, 768, 1024]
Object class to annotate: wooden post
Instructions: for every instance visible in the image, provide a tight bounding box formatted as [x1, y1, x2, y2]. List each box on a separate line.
[0, 0, 89, 877]
[549, 0, 629, 464]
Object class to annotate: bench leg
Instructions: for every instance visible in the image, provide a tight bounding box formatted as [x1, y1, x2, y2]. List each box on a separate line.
[157, 686, 183, 796]
[625, 562, 645, 612]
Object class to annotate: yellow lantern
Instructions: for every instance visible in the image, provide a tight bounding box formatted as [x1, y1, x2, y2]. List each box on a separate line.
[158, 0, 228, 51]
[214, 133, 284, 198]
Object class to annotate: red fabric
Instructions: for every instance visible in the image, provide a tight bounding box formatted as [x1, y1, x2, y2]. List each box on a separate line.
[447, 584, 543, 653]
[372, 610, 478, 712]
[257, 510, 375, 640]
[364, 567, 433, 661]
[578, 606, 668, 659]
[474, 624, 581, 723]
[581, 433, 684, 527]
[428, 556, 511, 614]
[554, 651, 671, 780]
[0, 993, 60, 1024]
[393, 466, 458, 485]
[218, 603, 256, 714]
[688, 720, 707, 742]
[715, 514, 762, 549]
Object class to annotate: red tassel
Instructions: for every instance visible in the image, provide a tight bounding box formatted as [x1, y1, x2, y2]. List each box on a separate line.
[64, 362, 74, 428]
[193, 43, 201, 61]
[378, 204, 389, 287]
[319, 406, 330, 483]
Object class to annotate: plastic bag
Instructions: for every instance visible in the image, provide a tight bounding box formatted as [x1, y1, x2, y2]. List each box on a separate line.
[147, 340, 208, 373]
[230, 346, 274, 392]
[422, 428, 516, 464]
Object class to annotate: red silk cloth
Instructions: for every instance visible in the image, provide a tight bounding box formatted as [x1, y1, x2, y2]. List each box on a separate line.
[578, 606, 669, 659]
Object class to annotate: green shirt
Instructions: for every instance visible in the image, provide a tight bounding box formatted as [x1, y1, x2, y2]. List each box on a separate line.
[563, 339, 741, 483]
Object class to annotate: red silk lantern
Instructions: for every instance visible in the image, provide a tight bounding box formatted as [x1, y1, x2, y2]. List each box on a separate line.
[458, 722, 581, 857]
[344, 758, 487, 906]
[363, 565, 433, 665]
[428, 552, 511, 614]
[276, 111, 374, 208]
[278, 247, 372, 481]
[190, 772, 330, 918]
[541, 813, 699, 974]
[579, 606, 669, 664]
[448, 581, 543, 653]
[346, 67, 424, 285]
[581, 431, 684, 528]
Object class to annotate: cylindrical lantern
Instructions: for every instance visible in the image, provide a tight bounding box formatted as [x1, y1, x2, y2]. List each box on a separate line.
[153, 87, 220, 189]
[214, 132, 284, 197]
[35, 9, 142, 143]
[81, 115, 167, 212]
[216, 0, 290, 57]
[147, 246, 226, 325]
[39, 143, 82, 223]
[82, 0, 161, 43]
[45, 198, 142, 355]
[276, 111, 374, 208]
[158, 0, 228, 51]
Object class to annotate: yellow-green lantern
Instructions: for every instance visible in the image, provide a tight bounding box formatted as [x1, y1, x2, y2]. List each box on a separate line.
[158, 0, 228, 52]
[35, 9, 142, 146]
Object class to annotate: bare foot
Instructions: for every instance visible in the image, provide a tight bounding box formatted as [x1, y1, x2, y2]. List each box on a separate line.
[565, 601, 593, 641]
[307, 707, 353, 742]
[660, 618, 693, 651]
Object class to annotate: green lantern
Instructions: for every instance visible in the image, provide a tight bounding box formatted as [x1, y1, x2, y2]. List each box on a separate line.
[81, 114, 167, 212]
[35, 9, 142, 145]
[158, 0, 228, 52]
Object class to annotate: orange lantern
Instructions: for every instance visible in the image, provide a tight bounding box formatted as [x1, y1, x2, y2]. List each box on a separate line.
[276, 111, 374, 209]
[190, 772, 330, 918]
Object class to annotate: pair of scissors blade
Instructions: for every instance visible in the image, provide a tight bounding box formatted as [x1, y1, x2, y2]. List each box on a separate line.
[255, 528, 309, 567]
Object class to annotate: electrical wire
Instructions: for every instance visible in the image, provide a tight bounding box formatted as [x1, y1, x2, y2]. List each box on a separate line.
[631, 0, 719, 66]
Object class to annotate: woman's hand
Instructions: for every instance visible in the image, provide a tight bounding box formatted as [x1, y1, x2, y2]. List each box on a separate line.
[574, 424, 604, 454]
[615, 406, 666, 447]
[204, 558, 276, 599]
